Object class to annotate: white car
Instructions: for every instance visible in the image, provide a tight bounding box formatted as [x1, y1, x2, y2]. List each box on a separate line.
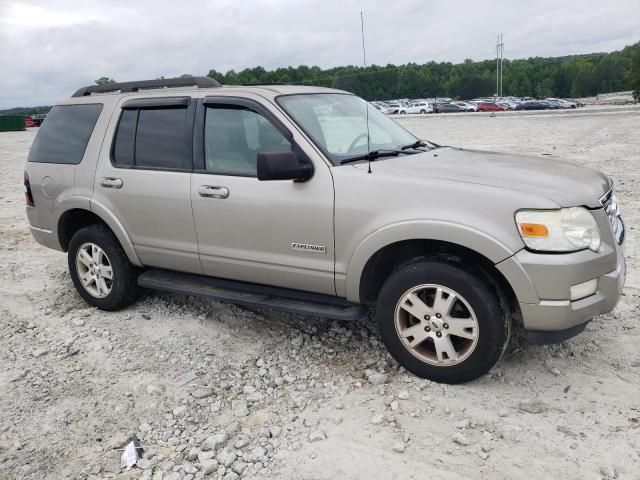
[382, 103, 401, 114]
[399, 102, 433, 114]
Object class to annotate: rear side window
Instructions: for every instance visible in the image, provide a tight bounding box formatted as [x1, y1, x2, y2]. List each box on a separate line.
[112, 103, 192, 170]
[27, 104, 102, 164]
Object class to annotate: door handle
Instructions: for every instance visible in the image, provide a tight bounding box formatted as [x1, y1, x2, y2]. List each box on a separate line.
[199, 185, 229, 199]
[100, 177, 123, 189]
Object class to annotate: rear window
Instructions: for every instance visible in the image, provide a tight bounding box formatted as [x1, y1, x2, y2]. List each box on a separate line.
[27, 104, 102, 164]
[112, 106, 191, 170]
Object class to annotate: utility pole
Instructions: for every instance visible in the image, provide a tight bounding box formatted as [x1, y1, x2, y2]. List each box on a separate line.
[496, 35, 499, 98]
[496, 34, 505, 97]
[500, 34, 504, 97]
[360, 11, 367, 67]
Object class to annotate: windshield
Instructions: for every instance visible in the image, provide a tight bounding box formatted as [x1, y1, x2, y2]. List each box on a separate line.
[277, 93, 419, 165]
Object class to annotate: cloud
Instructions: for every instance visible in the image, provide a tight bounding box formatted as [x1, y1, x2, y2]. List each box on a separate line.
[0, 0, 638, 108]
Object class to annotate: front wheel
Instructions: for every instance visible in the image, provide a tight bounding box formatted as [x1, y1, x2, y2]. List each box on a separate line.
[68, 224, 139, 310]
[376, 260, 507, 384]
[420, 109, 426, 114]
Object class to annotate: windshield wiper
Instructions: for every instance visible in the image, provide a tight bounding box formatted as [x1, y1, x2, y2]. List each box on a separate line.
[340, 150, 401, 165]
[401, 140, 427, 150]
[400, 140, 441, 150]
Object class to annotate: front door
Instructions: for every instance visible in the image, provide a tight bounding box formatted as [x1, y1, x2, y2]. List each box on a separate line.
[190, 96, 335, 295]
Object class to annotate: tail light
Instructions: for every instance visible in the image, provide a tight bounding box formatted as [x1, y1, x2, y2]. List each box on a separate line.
[24, 172, 34, 207]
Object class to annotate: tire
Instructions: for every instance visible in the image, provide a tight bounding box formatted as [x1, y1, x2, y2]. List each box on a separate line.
[399, 110, 406, 115]
[68, 224, 139, 310]
[420, 109, 426, 114]
[376, 259, 507, 384]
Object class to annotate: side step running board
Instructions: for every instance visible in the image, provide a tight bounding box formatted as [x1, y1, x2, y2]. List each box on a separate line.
[137, 269, 366, 321]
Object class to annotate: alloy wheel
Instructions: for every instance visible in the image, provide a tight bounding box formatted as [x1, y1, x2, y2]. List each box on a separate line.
[394, 284, 479, 366]
[75, 242, 113, 298]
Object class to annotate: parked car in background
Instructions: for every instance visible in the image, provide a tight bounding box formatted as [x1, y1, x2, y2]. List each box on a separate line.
[399, 102, 433, 114]
[452, 101, 477, 112]
[383, 103, 401, 114]
[497, 101, 517, 111]
[476, 102, 506, 112]
[542, 100, 562, 109]
[546, 98, 576, 109]
[516, 100, 550, 111]
[435, 103, 466, 113]
[31, 114, 47, 126]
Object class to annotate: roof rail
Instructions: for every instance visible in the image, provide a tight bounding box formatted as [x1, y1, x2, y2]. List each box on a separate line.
[71, 76, 221, 97]
[240, 82, 289, 86]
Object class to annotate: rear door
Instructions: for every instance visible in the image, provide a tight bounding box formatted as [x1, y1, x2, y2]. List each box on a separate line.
[92, 96, 201, 273]
[190, 95, 336, 295]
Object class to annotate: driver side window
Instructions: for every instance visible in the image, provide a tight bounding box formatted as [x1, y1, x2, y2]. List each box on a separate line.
[204, 106, 292, 176]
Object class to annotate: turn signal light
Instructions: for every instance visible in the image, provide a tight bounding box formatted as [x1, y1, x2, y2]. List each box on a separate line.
[519, 223, 549, 237]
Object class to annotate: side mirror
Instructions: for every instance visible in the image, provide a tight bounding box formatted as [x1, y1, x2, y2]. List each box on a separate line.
[257, 151, 313, 181]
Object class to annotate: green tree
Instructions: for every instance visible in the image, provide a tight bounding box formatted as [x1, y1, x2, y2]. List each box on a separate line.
[201, 42, 639, 100]
[95, 77, 116, 85]
[626, 44, 640, 102]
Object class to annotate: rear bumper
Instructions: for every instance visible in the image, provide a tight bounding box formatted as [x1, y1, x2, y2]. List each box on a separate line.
[29, 225, 63, 251]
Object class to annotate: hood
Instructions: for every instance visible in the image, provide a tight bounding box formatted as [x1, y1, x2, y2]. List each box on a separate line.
[354, 147, 610, 208]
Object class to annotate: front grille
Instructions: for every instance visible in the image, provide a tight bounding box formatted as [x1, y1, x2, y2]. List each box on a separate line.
[600, 187, 625, 244]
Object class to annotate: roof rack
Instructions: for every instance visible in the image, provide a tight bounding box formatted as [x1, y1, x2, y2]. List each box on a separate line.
[71, 76, 221, 98]
[239, 82, 289, 86]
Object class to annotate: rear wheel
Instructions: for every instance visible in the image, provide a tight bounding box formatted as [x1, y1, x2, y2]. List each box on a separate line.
[376, 259, 507, 384]
[420, 109, 426, 114]
[68, 224, 139, 310]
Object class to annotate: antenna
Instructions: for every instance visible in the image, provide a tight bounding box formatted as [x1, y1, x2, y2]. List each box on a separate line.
[360, 11, 367, 68]
[365, 99, 372, 174]
[360, 11, 372, 173]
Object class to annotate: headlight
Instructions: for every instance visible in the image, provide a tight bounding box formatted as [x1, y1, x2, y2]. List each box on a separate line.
[515, 207, 601, 252]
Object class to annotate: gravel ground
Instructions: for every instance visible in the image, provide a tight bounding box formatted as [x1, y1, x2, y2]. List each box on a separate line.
[1, 106, 639, 480]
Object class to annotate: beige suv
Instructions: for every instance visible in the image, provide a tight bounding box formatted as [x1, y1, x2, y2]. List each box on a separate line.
[24, 77, 626, 383]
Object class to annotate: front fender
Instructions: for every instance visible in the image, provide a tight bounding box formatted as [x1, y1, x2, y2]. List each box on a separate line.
[344, 220, 519, 302]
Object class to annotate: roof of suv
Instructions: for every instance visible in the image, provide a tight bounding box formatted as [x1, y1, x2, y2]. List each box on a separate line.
[66, 77, 348, 104]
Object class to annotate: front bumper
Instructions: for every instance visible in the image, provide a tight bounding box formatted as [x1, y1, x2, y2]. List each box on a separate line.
[497, 225, 626, 343]
[519, 253, 625, 333]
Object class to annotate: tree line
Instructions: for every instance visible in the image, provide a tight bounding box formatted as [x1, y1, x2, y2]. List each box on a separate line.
[2, 42, 638, 115]
[206, 42, 640, 101]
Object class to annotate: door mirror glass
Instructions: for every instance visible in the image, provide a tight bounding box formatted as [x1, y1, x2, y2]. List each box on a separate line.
[257, 151, 313, 181]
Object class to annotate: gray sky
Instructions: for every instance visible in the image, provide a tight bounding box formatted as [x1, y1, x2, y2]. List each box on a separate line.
[0, 0, 638, 109]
